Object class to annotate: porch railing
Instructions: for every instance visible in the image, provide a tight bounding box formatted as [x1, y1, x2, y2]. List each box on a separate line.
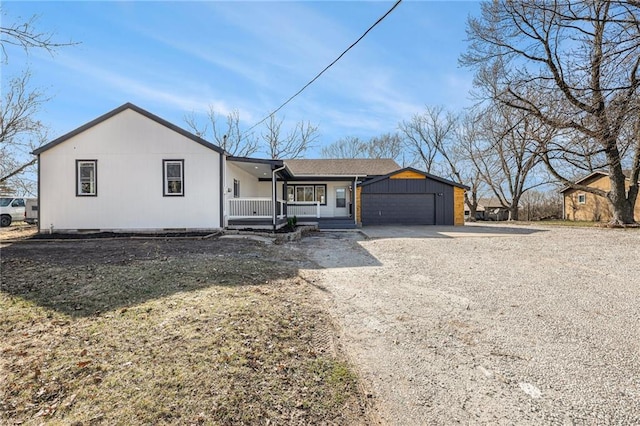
[287, 201, 320, 218]
[229, 198, 286, 219]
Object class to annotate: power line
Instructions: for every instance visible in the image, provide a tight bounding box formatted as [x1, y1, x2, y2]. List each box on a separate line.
[245, 0, 403, 134]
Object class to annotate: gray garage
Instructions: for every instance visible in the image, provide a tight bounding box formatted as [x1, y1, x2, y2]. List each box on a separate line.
[359, 168, 468, 226]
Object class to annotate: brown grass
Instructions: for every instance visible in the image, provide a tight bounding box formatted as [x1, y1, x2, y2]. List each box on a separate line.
[0, 237, 369, 425]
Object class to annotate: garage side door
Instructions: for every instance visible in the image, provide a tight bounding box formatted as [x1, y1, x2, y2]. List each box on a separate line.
[362, 193, 435, 225]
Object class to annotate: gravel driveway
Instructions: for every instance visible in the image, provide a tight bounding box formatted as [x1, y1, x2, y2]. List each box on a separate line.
[297, 224, 640, 425]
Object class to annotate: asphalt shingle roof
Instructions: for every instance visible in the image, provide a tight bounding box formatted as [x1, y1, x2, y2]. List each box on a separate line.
[283, 158, 400, 176]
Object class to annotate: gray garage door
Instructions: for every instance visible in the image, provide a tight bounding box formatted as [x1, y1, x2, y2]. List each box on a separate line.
[361, 193, 435, 225]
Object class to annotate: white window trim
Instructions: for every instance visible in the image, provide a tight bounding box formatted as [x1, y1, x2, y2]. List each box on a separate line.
[335, 189, 347, 208]
[163, 159, 184, 196]
[577, 193, 586, 204]
[76, 160, 97, 196]
[286, 184, 327, 205]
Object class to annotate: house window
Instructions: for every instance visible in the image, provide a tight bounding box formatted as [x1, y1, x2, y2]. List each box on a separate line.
[233, 179, 240, 198]
[296, 186, 314, 202]
[76, 160, 97, 196]
[315, 186, 325, 204]
[336, 187, 346, 208]
[163, 160, 184, 196]
[286, 184, 327, 204]
[577, 194, 586, 204]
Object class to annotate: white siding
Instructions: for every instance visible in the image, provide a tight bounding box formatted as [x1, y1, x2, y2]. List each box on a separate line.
[39, 108, 222, 231]
[226, 163, 264, 197]
[258, 181, 285, 200]
[286, 181, 353, 217]
[224, 166, 284, 201]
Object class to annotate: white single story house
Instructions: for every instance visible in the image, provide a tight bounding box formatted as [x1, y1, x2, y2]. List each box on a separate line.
[32, 103, 467, 233]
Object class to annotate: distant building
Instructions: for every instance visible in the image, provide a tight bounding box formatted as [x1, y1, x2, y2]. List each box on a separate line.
[560, 171, 639, 222]
[465, 197, 510, 221]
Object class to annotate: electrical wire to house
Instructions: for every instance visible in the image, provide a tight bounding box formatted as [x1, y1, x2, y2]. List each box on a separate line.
[244, 0, 403, 136]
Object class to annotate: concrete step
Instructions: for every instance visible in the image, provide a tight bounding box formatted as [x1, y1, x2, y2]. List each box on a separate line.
[317, 220, 357, 230]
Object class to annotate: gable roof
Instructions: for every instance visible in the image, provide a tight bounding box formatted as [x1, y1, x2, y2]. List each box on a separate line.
[559, 169, 636, 193]
[32, 102, 224, 155]
[359, 167, 469, 189]
[284, 158, 400, 177]
[476, 197, 506, 209]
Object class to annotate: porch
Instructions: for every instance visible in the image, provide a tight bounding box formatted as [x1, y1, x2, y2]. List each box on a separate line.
[225, 157, 357, 230]
[227, 198, 356, 230]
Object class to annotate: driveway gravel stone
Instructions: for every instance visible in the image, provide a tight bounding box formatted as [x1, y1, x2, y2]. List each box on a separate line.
[297, 224, 640, 425]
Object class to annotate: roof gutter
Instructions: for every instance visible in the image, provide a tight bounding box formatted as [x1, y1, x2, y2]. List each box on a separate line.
[289, 173, 373, 178]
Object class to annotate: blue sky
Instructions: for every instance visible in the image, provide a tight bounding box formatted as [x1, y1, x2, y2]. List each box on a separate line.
[3, 1, 481, 158]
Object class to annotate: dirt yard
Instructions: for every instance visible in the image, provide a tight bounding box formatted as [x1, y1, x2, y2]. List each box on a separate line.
[2, 224, 639, 425]
[0, 234, 369, 425]
[296, 224, 640, 425]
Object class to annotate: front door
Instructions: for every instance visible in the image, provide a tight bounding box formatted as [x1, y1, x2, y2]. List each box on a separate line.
[335, 187, 349, 217]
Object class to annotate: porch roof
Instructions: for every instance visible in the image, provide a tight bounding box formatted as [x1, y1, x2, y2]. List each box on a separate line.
[227, 156, 294, 179]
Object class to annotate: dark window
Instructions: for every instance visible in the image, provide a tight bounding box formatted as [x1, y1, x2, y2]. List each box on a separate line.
[336, 187, 346, 208]
[76, 160, 97, 196]
[233, 179, 240, 198]
[163, 160, 184, 196]
[11, 198, 25, 207]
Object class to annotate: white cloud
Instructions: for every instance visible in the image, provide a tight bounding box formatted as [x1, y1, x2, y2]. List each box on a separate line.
[51, 53, 241, 117]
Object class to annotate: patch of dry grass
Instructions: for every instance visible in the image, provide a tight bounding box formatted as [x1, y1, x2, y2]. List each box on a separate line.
[0, 224, 38, 241]
[1, 238, 369, 425]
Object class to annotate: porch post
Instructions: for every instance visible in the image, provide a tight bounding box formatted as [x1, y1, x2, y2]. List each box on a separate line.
[271, 164, 286, 231]
[272, 169, 276, 231]
[353, 177, 357, 225]
[283, 181, 288, 217]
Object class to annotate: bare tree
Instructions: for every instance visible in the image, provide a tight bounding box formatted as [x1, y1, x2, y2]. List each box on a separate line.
[321, 136, 367, 158]
[456, 112, 491, 222]
[399, 105, 457, 173]
[262, 115, 318, 159]
[521, 189, 563, 221]
[1, 14, 77, 194]
[321, 133, 407, 164]
[184, 107, 259, 157]
[0, 71, 49, 193]
[368, 133, 405, 163]
[1, 14, 76, 60]
[471, 104, 548, 221]
[462, 1, 640, 224]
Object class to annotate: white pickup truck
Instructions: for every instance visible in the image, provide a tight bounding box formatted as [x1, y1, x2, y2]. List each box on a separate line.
[0, 197, 38, 227]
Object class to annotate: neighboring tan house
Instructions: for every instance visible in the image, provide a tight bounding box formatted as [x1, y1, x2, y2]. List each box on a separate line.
[465, 197, 510, 221]
[32, 103, 468, 232]
[561, 171, 640, 222]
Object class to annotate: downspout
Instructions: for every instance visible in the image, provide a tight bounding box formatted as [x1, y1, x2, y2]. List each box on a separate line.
[272, 164, 286, 231]
[219, 153, 225, 229]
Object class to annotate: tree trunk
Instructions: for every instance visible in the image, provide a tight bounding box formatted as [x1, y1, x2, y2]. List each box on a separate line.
[508, 206, 519, 221]
[464, 192, 478, 222]
[607, 173, 635, 224]
[606, 149, 636, 224]
[506, 195, 520, 221]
